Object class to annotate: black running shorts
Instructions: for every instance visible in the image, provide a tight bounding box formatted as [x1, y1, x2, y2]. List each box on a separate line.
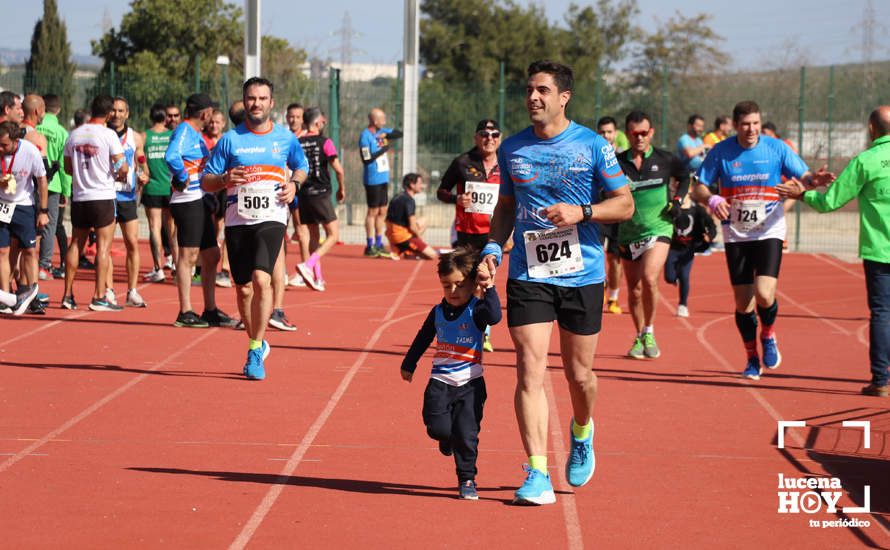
[71, 199, 115, 229]
[170, 198, 218, 250]
[724, 238, 783, 285]
[506, 279, 604, 335]
[225, 221, 286, 285]
[364, 184, 388, 208]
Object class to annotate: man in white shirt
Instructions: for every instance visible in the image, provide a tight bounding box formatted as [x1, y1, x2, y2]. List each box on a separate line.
[61, 95, 128, 312]
[0, 121, 49, 315]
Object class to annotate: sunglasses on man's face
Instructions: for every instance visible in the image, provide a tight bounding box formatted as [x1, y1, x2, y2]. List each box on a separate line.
[630, 129, 651, 137]
[477, 130, 500, 139]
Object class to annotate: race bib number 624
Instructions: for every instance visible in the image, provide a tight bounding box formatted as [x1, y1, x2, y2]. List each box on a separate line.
[523, 225, 583, 279]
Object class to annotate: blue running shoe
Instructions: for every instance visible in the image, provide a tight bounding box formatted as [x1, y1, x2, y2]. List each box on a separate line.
[243, 340, 270, 380]
[513, 465, 556, 505]
[742, 357, 762, 380]
[761, 337, 781, 369]
[566, 419, 595, 487]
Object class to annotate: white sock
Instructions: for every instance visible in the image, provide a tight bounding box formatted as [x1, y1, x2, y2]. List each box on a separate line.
[0, 289, 16, 307]
[642, 325, 654, 334]
[608, 288, 619, 300]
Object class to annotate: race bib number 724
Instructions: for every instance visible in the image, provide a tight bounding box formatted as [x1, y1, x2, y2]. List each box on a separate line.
[523, 226, 583, 279]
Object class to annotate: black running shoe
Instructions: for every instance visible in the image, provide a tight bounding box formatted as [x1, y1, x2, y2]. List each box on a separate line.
[174, 310, 209, 328]
[201, 308, 238, 328]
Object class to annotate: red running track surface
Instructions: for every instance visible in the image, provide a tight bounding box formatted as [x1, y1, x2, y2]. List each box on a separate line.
[0, 242, 887, 548]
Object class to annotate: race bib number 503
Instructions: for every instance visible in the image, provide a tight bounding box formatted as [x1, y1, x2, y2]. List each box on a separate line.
[523, 226, 583, 279]
[237, 185, 276, 220]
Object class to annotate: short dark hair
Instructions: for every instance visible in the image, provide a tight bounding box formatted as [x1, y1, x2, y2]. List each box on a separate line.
[286, 102, 303, 112]
[43, 94, 61, 113]
[527, 60, 574, 93]
[732, 101, 760, 122]
[0, 120, 20, 139]
[165, 102, 180, 112]
[243, 77, 274, 97]
[437, 246, 479, 280]
[687, 114, 704, 126]
[402, 172, 422, 190]
[625, 110, 652, 129]
[597, 116, 617, 130]
[714, 115, 730, 128]
[761, 121, 778, 135]
[228, 101, 245, 125]
[113, 96, 129, 108]
[303, 107, 322, 127]
[869, 108, 890, 137]
[150, 103, 167, 124]
[73, 109, 89, 127]
[0, 91, 18, 113]
[90, 95, 115, 118]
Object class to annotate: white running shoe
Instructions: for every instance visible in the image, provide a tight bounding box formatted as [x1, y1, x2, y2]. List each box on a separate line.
[288, 273, 307, 287]
[143, 268, 166, 283]
[126, 288, 147, 308]
[296, 263, 324, 291]
[215, 271, 233, 288]
[105, 288, 118, 306]
[676, 305, 689, 318]
[164, 255, 175, 270]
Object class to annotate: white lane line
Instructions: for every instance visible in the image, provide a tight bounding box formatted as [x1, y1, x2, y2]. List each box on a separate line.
[0, 329, 218, 473]
[544, 372, 584, 550]
[229, 261, 425, 550]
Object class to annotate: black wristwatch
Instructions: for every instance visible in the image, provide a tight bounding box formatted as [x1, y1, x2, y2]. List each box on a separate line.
[39, 207, 49, 214]
[581, 204, 593, 222]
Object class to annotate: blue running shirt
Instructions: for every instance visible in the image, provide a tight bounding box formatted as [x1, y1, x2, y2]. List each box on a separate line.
[115, 127, 137, 202]
[205, 123, 309, 227]
[165, 121, 209, 205]
[431, 296, 485, 386]
[359, 126, 394, 185]
[499, 121, 627, 286]
[697, 135, 808, 243]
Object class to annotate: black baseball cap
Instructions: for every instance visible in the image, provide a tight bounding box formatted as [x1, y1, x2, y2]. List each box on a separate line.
[475, 119, 499, 133]
[185, 93, 218, 112]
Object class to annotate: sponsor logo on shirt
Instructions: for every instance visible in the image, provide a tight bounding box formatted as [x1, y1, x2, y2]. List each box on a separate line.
[730, 173, 770, 183]
[510, 157, 537, 183]
[235, 146, 267, 154]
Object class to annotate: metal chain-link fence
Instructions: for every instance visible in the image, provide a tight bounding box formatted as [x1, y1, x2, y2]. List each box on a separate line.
[4, 59, 888, 255]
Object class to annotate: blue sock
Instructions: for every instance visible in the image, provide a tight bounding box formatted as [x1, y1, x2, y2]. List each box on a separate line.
[374, 235, 383, 248]
[366, 237, 373, 248]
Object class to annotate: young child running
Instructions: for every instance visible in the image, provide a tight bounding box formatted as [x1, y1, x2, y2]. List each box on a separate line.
[400, 247, 502, 500]
[663, 190, 716, 317]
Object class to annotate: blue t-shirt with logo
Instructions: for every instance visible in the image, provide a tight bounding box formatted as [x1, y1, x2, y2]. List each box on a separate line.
[697, 135, 808, 243]
[499, 121, 627, 286]
[359, 126, 394, 185]
[677, 133, 705, 171]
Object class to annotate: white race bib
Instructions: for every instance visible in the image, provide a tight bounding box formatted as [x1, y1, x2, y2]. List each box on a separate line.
[237, 185, 276, 220]
[524, 225, 583, 279]
[730, 200, 767, 233]
[375, 153, 389, 173]
[628, 236, 658, 260]
[464, 181, 499, 215]
[0, 201, 14, 224]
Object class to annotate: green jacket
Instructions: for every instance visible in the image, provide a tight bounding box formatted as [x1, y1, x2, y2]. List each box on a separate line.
[803, 134, 890, 263]
[36, 112, 71, 196]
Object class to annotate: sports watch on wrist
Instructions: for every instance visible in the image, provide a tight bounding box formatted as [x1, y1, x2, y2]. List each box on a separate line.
[581, 204, 593, 222]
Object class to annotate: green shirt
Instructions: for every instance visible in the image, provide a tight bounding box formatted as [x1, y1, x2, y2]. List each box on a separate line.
[615, 146, 689, 245]
[803, 134, 890, 263]
[144, 128, 172, 196]
[36, 112, 71, 196]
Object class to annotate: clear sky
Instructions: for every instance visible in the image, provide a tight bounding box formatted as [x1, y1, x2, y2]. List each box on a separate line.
[2, 0, 888, 69]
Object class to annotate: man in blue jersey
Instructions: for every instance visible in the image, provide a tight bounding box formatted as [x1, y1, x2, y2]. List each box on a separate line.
[677, 114, 706, 174]
[359, 108, 402, 257]
[477, 60, 633, 505]
[203, 77, 307, 380]
[693, 100, 834, 380]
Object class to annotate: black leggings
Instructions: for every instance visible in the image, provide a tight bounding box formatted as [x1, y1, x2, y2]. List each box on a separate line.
[664, 247, 695, 306]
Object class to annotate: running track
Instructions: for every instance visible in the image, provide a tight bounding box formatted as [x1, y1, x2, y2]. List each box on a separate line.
[1, 243, 887, 548]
